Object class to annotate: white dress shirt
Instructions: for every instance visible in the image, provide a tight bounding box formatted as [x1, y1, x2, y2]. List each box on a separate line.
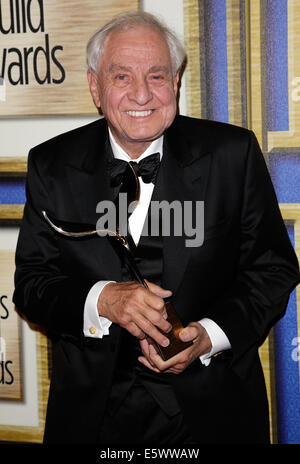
[83, 130, 231, 365]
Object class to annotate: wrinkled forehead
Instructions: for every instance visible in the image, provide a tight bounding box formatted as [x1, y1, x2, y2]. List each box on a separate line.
[99, 25, 172, 70]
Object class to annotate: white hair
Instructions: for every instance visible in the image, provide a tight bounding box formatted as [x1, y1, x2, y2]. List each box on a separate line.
[86, 11, 186, 76]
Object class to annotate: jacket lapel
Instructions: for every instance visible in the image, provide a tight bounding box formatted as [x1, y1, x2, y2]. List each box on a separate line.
[65, 119, 116, 225]
[63, 119, 122, 282]
[157, 117, 212, 295]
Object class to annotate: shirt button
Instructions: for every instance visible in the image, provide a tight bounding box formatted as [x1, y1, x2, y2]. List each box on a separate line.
[89, 326, 96, 335]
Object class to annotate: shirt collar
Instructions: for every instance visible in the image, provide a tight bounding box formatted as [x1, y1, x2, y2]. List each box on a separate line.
[108, 128, 163, 163]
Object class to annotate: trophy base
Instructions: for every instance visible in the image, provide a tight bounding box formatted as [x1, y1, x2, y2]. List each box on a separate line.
[153, 300, 193, 361]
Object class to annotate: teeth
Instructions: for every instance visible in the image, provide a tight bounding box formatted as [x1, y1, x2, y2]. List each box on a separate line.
[126, 110, 153, 117]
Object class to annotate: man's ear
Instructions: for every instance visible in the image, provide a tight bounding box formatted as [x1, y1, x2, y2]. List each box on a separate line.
[173, 72, 180, 96]
[87, 70, 101, 108]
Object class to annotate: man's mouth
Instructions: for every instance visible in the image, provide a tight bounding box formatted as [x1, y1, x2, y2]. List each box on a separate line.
[125, 110, 154, 117]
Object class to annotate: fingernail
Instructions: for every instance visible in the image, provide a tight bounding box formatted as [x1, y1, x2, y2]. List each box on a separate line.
[162, 339, 170, 347]
[180, 330, 188, 341]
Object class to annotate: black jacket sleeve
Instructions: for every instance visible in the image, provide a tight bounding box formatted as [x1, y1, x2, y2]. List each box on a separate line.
[13, 148, 96, 341]
[206, 131, 300, 371]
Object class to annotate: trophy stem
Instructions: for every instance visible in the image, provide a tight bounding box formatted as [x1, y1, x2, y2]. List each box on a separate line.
[109, 233, 148, 289]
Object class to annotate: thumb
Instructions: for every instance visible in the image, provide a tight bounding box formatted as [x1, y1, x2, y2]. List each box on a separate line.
[179, 325, 198, 342]
[145, 280, 172, 298]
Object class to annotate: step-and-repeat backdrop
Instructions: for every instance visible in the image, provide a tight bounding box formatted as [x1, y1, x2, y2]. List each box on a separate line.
[0, 0, 299, 444]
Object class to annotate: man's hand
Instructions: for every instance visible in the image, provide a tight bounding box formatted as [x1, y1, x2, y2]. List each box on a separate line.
[138, 322, 212, 374]
[97, 280, 172, 347]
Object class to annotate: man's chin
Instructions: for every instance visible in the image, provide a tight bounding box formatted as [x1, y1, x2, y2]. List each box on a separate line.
[122, 131, 163, 145]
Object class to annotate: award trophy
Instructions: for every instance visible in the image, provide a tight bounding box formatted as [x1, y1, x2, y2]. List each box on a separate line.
[42, 162, 192, 360]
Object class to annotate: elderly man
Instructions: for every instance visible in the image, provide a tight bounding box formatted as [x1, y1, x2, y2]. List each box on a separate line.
[14, 12, 299, 444]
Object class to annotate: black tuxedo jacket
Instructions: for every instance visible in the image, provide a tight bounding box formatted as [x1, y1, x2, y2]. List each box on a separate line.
[14, 115, 300, 444]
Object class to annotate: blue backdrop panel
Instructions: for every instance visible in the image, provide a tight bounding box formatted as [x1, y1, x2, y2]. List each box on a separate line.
[203, 0, 229, 123]
[269, 153, 300, 204]
[265, 0, 289, 131]
[0, 178, 26, 204]
[274, 227, 300, 444]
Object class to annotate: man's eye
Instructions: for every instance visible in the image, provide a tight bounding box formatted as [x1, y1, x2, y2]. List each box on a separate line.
[149, 74, 166, 84]
[116, 75, 127, 80]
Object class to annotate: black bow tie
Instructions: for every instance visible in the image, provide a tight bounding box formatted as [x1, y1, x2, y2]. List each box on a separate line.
[108, 152, 160, 187]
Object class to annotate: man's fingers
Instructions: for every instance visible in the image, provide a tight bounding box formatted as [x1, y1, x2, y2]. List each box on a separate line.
[127, 287, 172, 332]
[139, 338, 150, 355]
[139, 338, 157, 368]
[145, 306, 172, 333]
[127, 293, 172, 334]
[138, 322, 210, 375]
[143, 289, 165, 312]
[149, 343, 192, 370]
[134, 313, 170, 347]
[138, 354, 183, 374]
[178, 325, 199, 342]
[138, 355, 161, 372]
[139, 338, 175, 372]
[139, 337, 197, 374]
[125, 322, 145, 340]
[145, 280, 172, 299]
[98, 280, 173, 343]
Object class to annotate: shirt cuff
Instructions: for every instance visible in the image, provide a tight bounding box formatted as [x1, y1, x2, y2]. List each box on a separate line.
[198, 318, 231, 366]
[83, 281, 115, 338]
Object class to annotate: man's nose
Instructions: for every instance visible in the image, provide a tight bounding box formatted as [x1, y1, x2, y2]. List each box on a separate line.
[128, 77, 152, 105]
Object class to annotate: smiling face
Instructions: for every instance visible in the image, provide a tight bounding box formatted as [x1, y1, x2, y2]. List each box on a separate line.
[88, 25, 179, 158]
